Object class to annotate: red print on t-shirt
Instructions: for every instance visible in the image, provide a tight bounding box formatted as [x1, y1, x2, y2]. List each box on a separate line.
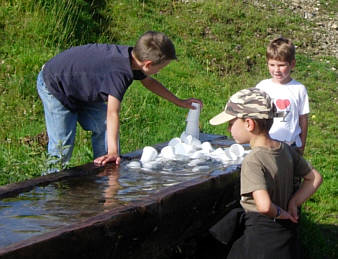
[276, 99, 290, 110]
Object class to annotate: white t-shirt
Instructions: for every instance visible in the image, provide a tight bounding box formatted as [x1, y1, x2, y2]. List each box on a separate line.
[256, 79, 309, 147]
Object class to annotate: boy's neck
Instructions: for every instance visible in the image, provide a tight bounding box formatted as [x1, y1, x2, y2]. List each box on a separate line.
[249, 134, 279, 149]
[271, 77, 293, 85]
[130, 51, 142, 70]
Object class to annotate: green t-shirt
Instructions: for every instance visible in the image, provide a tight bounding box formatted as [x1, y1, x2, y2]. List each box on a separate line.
[240, 142, 312, 212]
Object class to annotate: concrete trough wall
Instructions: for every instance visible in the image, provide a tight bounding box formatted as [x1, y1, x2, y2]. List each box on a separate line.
[0, 134, 240, 259]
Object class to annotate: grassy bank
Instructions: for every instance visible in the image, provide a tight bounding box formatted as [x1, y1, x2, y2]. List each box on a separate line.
[0, 0, 337, 258]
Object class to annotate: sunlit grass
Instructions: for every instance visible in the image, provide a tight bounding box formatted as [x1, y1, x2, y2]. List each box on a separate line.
[0, 0, 337, 258]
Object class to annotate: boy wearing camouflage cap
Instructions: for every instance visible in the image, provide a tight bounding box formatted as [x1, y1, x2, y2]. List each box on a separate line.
[209, 88, 322, 258]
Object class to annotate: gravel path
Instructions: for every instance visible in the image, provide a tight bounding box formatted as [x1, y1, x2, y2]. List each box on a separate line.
[252, 0, 338, 59]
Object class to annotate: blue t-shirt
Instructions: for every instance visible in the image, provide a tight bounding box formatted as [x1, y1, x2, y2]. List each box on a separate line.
[42, 44, 146, 111]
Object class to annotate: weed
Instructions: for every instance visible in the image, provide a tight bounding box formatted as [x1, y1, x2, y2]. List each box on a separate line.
[0, 0, 336, 257]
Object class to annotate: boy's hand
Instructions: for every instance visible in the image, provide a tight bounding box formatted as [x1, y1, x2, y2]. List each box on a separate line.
[179, 98, 203, 109]
[297, 146, 304, 155]
[287, 199, 299, 222]
[279, 208, 298, 223]
[94, 153, 121, 166]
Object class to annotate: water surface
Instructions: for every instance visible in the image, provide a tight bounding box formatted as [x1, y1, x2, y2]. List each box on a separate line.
[0, 155, 238, 248]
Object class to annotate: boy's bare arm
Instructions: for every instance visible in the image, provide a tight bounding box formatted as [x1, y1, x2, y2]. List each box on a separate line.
[299, 114, 308, 154]
[253, 189, 298, 223]
[288, 168, 322, 218]
[141, 77, 202, 109]
[94, 95, 121, 166]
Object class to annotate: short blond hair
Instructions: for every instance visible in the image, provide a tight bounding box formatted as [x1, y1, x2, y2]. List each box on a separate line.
[266, 37, 295, 64]
[132, 31, 177, 65]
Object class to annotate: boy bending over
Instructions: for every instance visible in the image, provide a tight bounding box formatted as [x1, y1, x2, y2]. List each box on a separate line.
[37, 31, 202, 172]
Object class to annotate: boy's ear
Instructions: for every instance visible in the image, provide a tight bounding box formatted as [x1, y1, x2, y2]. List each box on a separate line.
[245, 118, 255, 132]
[291, 59, 296, 69]
[143, 60, 153, 69]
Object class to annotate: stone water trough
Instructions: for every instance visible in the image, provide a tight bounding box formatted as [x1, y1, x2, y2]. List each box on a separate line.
[0, 133, 242, 259]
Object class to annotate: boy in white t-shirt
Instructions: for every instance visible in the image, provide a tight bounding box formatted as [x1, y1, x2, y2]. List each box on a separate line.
[256, 37, 309, 155]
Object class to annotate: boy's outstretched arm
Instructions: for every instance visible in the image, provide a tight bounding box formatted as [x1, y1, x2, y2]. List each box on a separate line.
[253, 189, 298, 223]
[94, 95, 121, 166]
[288, 168, 322, 220]
[298, 114, 308, 154]
[141, 77, 203, 109]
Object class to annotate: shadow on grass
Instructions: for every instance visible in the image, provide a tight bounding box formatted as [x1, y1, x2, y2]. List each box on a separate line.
[300, 212, 338, 259]
[169, 211, 337, 259]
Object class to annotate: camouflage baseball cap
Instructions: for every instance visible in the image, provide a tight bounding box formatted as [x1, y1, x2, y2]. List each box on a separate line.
[209, 87, 276, 125]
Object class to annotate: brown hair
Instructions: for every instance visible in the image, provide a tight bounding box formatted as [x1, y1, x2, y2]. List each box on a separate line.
[238, 117, 273, 133]
[253, 118, 274, 133]
[132, 31, 177, 65]
[266, 37, 295, 64]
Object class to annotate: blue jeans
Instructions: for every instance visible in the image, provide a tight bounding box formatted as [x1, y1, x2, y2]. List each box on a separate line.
[37, 70, 108, 165]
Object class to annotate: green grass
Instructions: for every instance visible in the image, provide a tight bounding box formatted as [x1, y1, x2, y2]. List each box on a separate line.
[0, 0, 337, 258]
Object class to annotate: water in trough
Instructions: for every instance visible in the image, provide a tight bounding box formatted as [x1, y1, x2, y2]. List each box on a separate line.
[0, 105, 249, 251]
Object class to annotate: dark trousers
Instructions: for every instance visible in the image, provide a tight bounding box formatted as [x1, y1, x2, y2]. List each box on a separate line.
[210, 209, 302, 259]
